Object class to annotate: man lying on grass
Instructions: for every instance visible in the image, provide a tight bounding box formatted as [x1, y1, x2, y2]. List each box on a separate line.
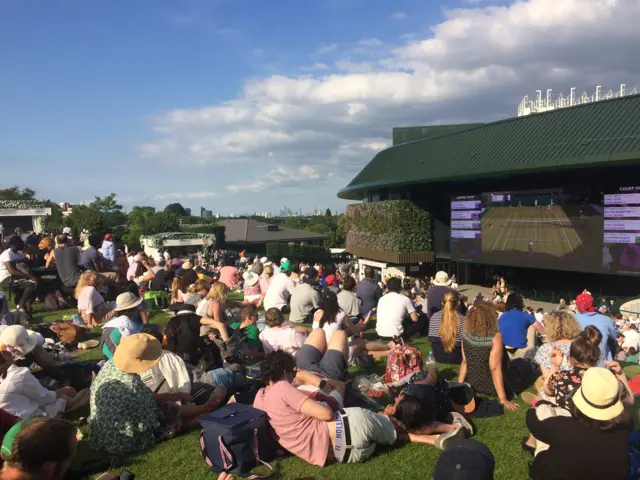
[253, 350, 472, 467]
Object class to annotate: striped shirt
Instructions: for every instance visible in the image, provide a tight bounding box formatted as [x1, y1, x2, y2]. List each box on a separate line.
[428, 310, 465, 343]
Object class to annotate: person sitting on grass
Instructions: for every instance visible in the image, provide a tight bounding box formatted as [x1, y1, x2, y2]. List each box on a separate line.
[197, 281, 231, 335]
[100, 292, 146, 360]
[376, 277, 420, 340]
[498, 294, 544, 359]
[259, 307, 309, 357]
[75, 270, 113, 328]
[89, 334, 227, 455]
[458, 302, 520, 412]
[0, 417, 81, 480]
[254, 350, 465, 467]
[0, 331, 89, 419]
[296, 323, 349, 382]
[312, 288, 389, 361]
[384, 364, 473, 450]
[525, 367, 632, 480]
[533, 310, 581, 382]
[428, 292, 466, 365]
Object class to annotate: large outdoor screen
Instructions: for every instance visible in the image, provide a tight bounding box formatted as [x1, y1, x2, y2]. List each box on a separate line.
[451, 186, 640, 275]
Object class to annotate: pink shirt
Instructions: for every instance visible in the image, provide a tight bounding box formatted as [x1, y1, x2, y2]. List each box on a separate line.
[219, 266, 240, 289]
[259, 277, 271, 296]
[253, 381, 330, 466]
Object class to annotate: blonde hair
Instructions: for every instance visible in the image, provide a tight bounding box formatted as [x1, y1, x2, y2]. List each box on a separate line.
[439, 292, 460, 352]
[75, 270, 99, 299]
[264, 264, 274, 280]
[465, 302, 499, 338]
[545, 310, 581, 342]
[206, 282, 229, 302]
[188, 279, 209, 294]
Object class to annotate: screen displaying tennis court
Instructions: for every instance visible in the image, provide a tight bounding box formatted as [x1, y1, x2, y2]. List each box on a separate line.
[451, 189, 605, 273]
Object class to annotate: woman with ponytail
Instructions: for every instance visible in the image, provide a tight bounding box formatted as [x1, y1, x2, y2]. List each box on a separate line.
[428, 292, 465, 364]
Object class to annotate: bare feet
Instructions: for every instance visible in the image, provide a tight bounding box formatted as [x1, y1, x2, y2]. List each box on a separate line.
[205, 386, 227, 412]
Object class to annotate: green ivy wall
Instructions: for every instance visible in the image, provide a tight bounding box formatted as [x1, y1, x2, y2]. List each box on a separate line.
[345, 200, 432, 253]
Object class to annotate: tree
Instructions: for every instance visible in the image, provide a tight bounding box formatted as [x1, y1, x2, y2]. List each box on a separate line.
[64, 205, 105, 235]
[90, 193, 125, 231]
[165, 203, 188, 216]
[123, 207, 179, 245]
[325, 208, 332, 217]
[0, 186, 36, 200]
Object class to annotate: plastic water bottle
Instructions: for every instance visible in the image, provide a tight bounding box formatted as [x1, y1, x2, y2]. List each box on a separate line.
[257, 314, 266, 332]
[425, 351, 436, 371]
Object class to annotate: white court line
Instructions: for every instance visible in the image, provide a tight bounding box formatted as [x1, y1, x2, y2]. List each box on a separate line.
[502, 212, 516, 251]
[510, 238, 568, 243]
[491, 212, 512, 251]
[556, 212, 574, 252]
[560, 208, 583, 245]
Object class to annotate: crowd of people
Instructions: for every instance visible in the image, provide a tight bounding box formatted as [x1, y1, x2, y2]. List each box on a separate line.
[0, 225, 637, 479]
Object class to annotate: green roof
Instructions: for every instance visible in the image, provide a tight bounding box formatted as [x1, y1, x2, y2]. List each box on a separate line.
[339, 94, 640, 200]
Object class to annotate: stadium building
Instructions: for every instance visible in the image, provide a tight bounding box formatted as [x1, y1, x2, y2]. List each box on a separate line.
[338, 92, 640, 298]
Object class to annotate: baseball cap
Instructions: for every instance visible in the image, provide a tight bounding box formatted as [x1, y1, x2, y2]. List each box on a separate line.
[280, 260, 291, 272]
[303, 267, 318, 279]
[433, 439, 495, 480]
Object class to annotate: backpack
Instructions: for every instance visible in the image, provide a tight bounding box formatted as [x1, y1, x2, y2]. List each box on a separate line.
[199, 403, 276, 478]
[44, 294, 59, 312]
[384, 339, 423, 384]
[143, 290, 169, 311]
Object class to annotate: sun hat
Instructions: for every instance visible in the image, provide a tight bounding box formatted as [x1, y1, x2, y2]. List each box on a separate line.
[572, 367, 624, 421]
[182, 261, 193, 270]
[433, 271, 452, 286]
[62, 227, 72, 235]
[280, 260, 291, 272]
[433, 439, 495, 480]
[114, 292, 144, 312]
[0, 326, 40, 356]
[260, 257, 268, 264]
[243, 271, 260, 287]
[113, 333, 162, 374]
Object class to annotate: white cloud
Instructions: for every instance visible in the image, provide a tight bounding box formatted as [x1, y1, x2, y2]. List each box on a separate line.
[140, 0, 640, 201]
[316, 43, 338, 54]
[392, 11, 407, 20]
[154, 191, 219, 200]
[300, 63, 329, 71]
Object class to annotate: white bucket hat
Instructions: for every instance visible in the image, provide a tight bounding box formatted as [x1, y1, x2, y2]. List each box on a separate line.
[243, 271, 260, 287]
[0, 325, 39, 356]
[433, 271, 452, 286]
[115, 292, 144, 312]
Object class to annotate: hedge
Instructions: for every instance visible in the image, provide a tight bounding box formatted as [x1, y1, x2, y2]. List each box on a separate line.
[180, 225, 226, 248]
[266, 243, 330, 263]
[345, 200, 432, 252]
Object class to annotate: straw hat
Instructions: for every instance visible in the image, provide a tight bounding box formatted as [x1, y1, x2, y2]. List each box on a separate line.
[433, 271, 452, 286]
[0, 326, 39, 356]
[113, 333, 162, 374]
[182, 261, 193, 270]
[243, 271, 260, 287]
[572, 367, 624, 421]
[114, 292, 143, 312]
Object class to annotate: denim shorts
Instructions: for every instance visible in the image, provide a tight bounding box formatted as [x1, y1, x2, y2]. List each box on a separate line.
[296, 345, 347, 381]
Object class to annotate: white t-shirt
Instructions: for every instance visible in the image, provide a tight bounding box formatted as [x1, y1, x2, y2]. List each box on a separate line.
[77, 286, 105, 315]
[263, 274, 296, 311]
[312, 311, 347, 344]
[259, 325, 306, 356]
[0, 364, 66, 419]
[622, 329, 640, 351]
[139, 351, 191, 395]
[0, 249, 24, 284]
[376, 292, 416, 337]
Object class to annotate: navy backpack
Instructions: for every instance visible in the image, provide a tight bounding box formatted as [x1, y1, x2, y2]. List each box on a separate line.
[199, 403, 277, 478]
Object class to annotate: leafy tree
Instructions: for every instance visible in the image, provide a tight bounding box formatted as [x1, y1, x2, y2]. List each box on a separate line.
[123, 207, 179, 245]
[164, 203, 188, 216]
[64, 205, 105, 235]
[90, 193, 125, 231]
[283, 217, 305, 230]
[325, 208, 332, 217]
[0, 186, 36, 200]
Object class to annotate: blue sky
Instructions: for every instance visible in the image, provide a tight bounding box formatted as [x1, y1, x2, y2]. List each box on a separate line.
[2, 0, 639, 215]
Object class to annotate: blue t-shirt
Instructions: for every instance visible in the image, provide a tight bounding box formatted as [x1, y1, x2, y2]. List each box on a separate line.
[499, 310, 536, 349]
[80, 246, 100, 271]
[575, 312, 619, 364]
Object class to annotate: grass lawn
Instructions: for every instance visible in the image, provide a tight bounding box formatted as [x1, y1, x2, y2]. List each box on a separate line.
[9, 291, 640, 480]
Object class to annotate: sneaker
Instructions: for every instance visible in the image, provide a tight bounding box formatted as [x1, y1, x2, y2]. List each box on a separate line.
[78, 339, 99, 350]
[446, 411, 474, 436]
[434, 425, 466, 450]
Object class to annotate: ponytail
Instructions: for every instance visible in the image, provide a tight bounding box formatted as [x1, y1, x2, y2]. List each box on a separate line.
[170, 277, 180, 303]
[570, 325, 602, 367]
[439, 292, 460, 352]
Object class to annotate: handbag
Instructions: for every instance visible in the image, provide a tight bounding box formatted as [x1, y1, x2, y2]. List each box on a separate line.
[199, 403, 276, 478]
[143, 291, 169, 311]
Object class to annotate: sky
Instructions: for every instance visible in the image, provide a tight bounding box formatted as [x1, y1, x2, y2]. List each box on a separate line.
[2, 0, 640, 215]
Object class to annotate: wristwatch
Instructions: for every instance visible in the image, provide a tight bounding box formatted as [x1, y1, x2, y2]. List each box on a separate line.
[318, 379, 327, 390]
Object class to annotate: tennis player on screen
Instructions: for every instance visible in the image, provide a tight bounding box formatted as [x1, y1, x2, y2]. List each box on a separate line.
[529, 240, 534, 256]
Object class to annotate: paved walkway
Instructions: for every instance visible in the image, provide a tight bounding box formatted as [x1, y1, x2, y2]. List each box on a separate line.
[457, 284, 558, 312]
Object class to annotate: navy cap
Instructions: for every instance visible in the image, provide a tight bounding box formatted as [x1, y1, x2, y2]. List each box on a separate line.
[433, 439, 494, 480]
